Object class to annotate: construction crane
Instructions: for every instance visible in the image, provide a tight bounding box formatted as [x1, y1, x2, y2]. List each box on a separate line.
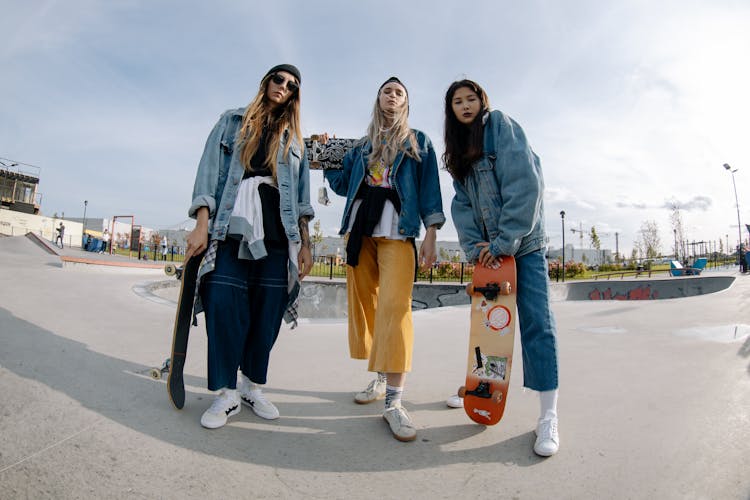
[570, 223, 615, 265]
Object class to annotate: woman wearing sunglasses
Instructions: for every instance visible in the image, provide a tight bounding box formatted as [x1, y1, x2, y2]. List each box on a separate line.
[443, 79, 560, 456]
[185, 64, 314, 429]
[324, 77, 445, 442]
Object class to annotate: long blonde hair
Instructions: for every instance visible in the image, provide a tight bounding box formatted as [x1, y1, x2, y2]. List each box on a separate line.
[366, 82, 420, 169]
[236, 73, 303, 178]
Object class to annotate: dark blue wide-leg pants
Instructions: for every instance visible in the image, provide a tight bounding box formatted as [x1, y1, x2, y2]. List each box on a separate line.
[200, 239, 289, 391]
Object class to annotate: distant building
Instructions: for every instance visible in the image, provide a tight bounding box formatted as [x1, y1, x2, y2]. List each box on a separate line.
[0, 162, 41, 214]
[547, 244, 614, 265]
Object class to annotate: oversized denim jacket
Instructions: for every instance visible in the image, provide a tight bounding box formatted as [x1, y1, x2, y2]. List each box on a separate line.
[324, 130, 446, 238]
[189, 107, 314, 309]
[451, 110, 546, 263]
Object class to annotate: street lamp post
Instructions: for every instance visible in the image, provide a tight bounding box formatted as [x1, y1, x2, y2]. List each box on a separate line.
[615, 232, 619, 266]
[560, 210, 566, 282]
[723, 163, 744, 272]
[673, 229, 678, 262]
[82, 200, 88, 248]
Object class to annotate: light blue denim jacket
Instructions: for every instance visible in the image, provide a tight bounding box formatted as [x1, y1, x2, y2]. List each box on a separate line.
[189, 108, 314, 313]
[324, 130, 446, 237]
[190, 108, 314, 242]
[451, 110, 546, 263]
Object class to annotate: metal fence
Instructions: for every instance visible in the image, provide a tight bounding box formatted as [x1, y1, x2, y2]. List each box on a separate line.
[310, 256, 475, 283]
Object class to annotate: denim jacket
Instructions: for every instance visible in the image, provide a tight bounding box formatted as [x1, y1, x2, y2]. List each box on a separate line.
[190, 108, 314, 241]
[324, 130, 445, 238]
[189, 108, 314, 313]
[451, 110, 546, 263]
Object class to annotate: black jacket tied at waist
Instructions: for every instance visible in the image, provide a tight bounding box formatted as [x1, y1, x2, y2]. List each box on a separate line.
[346, 184, 401, 266]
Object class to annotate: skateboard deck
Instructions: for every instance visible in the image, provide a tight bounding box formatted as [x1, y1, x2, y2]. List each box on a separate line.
[163, 251, 204, 410]
[304, 135, 357, 170]
[458, 258, 517, 425]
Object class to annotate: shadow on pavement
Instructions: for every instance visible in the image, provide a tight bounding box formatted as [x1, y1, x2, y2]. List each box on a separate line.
[0, 306, 544, 472]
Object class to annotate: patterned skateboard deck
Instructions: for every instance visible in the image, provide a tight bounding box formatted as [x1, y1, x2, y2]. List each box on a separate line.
[459, 258, 517, 425]
[304, 136, 357, 170]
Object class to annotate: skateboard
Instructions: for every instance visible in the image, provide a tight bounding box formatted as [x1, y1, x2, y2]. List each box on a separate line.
[458, 258, 517, 425]
[159, 251, 205, 409]
[304, 135, 356, 170]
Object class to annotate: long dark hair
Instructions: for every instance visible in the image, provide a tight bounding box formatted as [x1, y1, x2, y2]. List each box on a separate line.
[442, 79, 490, 182]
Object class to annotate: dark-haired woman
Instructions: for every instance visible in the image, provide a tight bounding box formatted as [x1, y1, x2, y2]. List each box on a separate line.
[185, 64, 314, 429]
[443, 79, 560, 456]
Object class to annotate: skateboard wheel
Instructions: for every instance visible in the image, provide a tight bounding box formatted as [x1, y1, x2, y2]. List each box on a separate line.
[457, 386, 466, 398]
[149, 368, 162, 380]
[500, 282, 512, 295]
[491, 390, 503, 404]
[164, 263, 176, 276]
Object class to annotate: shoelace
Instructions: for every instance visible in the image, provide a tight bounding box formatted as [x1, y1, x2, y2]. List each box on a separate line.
[389, 406, 414, 429]
[538, 419, 558, 441]
[209, 392, 236, 413]
[251, 391, 271, 406]
[364, 379, 381, 394]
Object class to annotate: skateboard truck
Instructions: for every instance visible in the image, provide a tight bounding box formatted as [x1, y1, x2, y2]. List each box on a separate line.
[466, 381, 493, 398]
[164, 263, 184, 280]
[469, 281, 511, 301]
[149, 358, 170, 379]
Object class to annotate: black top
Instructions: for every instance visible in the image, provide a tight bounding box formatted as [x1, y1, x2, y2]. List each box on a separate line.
[242, 128, 287, 250]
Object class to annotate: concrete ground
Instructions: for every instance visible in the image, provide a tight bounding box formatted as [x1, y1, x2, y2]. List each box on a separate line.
[1, 235, 748, 500]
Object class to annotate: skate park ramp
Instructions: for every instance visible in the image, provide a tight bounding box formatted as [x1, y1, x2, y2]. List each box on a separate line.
[1, 234, 748, 499]
[560, 275, 735, 301]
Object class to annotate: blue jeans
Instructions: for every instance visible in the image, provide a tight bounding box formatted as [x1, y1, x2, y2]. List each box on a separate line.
[516, 249, 559, 391]
[200, 239, 289, 390]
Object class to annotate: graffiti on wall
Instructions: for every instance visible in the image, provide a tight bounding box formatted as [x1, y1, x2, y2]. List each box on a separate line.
[588, 285, 660, 301]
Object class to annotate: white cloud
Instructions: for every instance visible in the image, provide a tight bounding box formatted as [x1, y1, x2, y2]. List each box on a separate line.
[2, 0, 749, 258]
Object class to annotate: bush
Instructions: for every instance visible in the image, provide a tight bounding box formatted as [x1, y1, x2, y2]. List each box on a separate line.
[548, 260, 585, 279]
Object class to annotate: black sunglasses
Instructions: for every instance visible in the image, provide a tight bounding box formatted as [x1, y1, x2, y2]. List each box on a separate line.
[270, 73, 299, 93]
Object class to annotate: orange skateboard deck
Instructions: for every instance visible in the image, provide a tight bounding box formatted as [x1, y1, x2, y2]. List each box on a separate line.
[458, 258, 516, 425]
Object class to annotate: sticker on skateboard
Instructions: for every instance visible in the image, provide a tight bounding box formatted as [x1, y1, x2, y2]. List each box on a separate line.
[470, 347, 508, 381]
[458, 259, 517, 426]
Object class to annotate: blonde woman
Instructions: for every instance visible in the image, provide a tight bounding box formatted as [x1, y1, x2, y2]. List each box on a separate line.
[185, 64, 314, 429]
[324, 77, 445, 442]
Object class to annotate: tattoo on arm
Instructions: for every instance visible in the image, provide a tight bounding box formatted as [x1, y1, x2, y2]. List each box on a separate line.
[299, 217, 311, 249]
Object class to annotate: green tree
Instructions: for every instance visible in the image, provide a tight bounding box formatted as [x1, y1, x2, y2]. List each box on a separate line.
[590, 226, 601, 251]
[312, 220, 324, 258]
[439, 247, 451, 262]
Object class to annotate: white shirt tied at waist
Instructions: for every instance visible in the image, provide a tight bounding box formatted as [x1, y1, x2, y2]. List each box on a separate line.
[230, 175, 300, 294]
[231, 176, 276, 248]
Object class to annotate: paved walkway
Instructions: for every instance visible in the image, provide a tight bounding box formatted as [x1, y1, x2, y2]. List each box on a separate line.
[1, 235, 748, 499]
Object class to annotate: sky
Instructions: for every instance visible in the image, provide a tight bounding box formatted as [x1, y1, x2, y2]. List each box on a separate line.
[2, 0, 749, 258]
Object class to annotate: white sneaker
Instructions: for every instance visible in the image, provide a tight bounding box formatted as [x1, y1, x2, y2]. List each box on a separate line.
[383, 402, 417, 442]
[238, 377, 279, 420]
[354, 378, 386, 404]
[534, 415, 560, 456]
[446, 394, 464, 408]
[200, 389, 240, 429]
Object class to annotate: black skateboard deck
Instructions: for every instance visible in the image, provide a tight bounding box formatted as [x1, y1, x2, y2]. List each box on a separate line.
[164, 251, 205, 409]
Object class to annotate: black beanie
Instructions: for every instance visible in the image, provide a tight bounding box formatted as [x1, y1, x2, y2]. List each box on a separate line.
[264, 64, 301, 83]
[378, 76, 407, 97]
